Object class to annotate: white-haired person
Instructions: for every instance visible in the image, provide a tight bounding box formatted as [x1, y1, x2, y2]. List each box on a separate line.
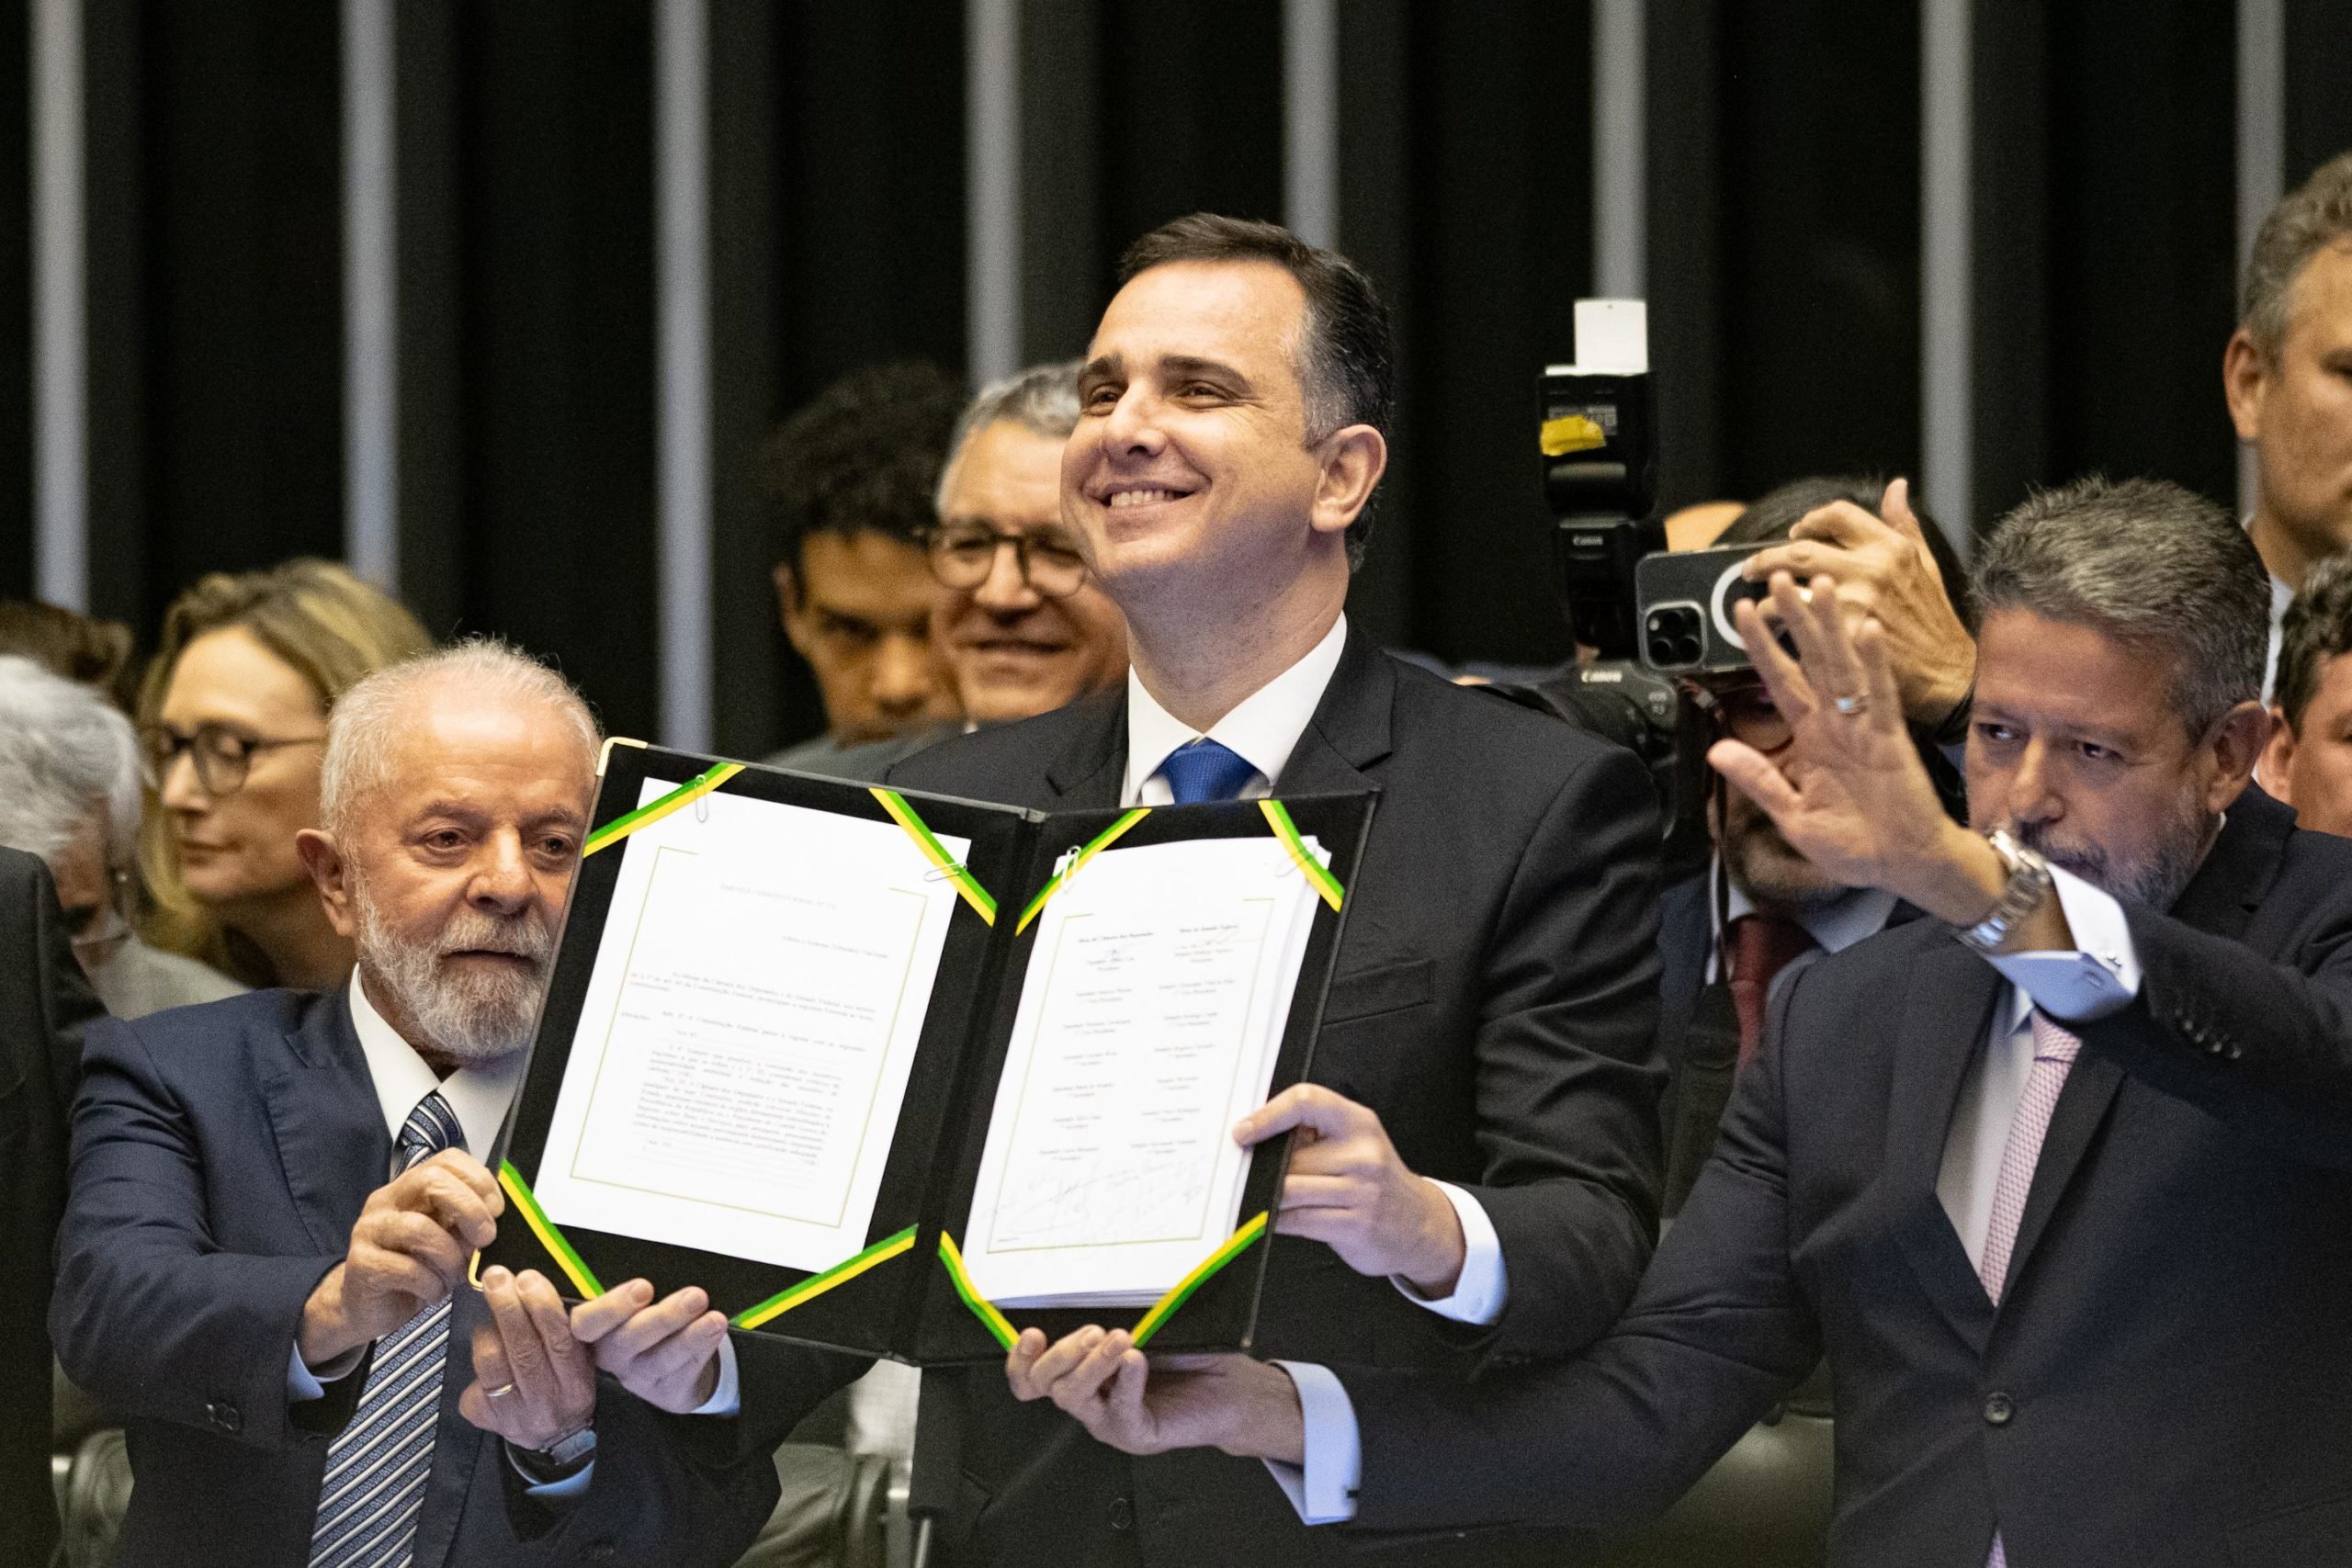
[0, 655, 243, 1017]
[53, 640, 854, 1568]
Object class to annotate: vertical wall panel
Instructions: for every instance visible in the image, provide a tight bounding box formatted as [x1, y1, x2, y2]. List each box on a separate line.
[136, 0, 345, 633]
[5, 0, 40, 598]
[2283, 0, 2352, 184]
[1716, 0, 1921, 502]
[1399, 0, 1593, 666]
[1016, 0, 1102, 367]
[2044, 1, 2235, 504]
[457, 3, 658, 739]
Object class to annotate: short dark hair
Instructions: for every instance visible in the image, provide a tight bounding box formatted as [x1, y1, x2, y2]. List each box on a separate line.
[2276, 552, 2352, 731]
[1118, 214, 1396, 566]
[2241, 150, 2352, 358]
[1718, 474, 1973, 626]
[755, 361, 967, 590]
[0, 599, 137, 711]
[1972, 476, 2268, 734]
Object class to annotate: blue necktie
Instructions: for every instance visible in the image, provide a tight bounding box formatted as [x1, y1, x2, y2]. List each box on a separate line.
[310, 1090, 463, 1568]
[1159, 738, 1259, 804]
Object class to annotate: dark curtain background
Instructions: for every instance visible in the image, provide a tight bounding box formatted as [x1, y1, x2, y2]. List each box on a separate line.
[6, 0, 2348, 751]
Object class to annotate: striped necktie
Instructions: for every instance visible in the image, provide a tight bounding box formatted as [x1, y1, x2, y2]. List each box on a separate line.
[310, 1090, 464, 1568]
[1981, 1011, 2080, 1568]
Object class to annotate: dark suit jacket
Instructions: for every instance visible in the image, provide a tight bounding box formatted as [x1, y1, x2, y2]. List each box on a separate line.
[1, 849, 105, 1567]
[51, 987, 844, 1568]
[1344, 786, 2352, 1567]
[884, 627, 1668, 1566]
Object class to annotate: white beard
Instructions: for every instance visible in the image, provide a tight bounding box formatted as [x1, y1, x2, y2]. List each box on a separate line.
[354, 885, 554, 1066]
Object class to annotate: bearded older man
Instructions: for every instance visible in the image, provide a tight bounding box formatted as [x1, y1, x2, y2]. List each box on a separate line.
[51, 642, 843, 1568]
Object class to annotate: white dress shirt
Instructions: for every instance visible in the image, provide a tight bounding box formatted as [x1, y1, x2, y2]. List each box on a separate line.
[1126, 615, 1514, 1512]
[288, 973, 739, 1496]
[1277, 863, 2143, 1524]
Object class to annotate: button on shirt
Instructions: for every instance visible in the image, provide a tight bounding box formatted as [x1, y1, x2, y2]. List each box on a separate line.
[1279, 862, 2143, 1524]
[289, 974, 741, 1496]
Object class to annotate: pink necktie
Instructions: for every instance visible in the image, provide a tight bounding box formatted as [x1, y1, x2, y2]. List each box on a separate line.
[1981, 1011, 2081, 1568]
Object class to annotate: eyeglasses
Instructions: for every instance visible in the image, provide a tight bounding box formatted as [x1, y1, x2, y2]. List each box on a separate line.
[141, 721, 326, 796]
[924, 523, 1091, 599]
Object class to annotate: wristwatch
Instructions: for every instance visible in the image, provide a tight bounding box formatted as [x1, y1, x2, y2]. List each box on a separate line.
[1952, 829, 2052, 954]
[512, 1424, 598, 1484]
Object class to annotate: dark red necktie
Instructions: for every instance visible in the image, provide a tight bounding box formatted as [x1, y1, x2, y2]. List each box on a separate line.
[1726, 914, 1817, 1065]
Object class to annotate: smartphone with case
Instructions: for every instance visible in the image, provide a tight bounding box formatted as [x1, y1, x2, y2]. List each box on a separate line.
[1634, 544, 1789, 675]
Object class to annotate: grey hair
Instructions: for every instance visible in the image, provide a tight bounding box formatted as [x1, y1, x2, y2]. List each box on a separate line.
[321, 638, 601, 839]
[936, 359, 1083, 512]
[2241, 151, 2352, 358]
[0, 654, 144, 871]
[1971, 476, 2269, 734]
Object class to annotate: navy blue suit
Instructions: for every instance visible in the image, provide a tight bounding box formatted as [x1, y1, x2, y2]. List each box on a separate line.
[51, 987, 838, 1568]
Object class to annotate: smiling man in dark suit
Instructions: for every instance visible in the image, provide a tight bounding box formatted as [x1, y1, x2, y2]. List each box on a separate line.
[1059, 476, 2352, 1567]
[883, 214, 1666, 1566]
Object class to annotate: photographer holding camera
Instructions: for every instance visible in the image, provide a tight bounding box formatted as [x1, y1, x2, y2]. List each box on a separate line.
[1656, 475, 1976, 1212]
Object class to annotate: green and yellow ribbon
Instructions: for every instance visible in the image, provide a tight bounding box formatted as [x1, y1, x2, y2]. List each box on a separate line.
[495, 1160, 606, 1299]
[870, 788, 998, 925]
[1258, 800, 1344, 912]
[731, 1225, 919, 1330]
[582, 761, 745, 858]
[1015, 808, 1151, 933]
[937, 1232, 1020, 1351]
[937, 1212, 1272, 1352]
[1130, 1212, 1270, 1347]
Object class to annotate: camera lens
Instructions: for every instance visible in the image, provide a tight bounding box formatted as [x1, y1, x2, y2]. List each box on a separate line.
[1645, 607, 1705, 669]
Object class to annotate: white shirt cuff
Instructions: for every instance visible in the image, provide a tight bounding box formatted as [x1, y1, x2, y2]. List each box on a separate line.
[1261, 1361, 1361, 1524]
[690, 1337, 741, 1417]
[507, 1445, 596, 1498]
[1984, 863, 2142, 1021]
[1390, 1180, 1509, 1325]
[286, 1341, 365, 1404]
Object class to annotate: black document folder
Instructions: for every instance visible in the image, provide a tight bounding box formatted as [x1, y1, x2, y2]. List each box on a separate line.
[482, 741, 1371, 1366]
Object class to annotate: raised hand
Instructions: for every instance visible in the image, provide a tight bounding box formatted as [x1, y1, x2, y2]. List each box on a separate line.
[1741, 477, 1974, 727]
[299, 1149, 503, 1365]
[1234, 1084, 1464, 1296]
[1705, 572, 2004, 927]
[571, 1279, 731, 1413]
[1005, 1327, 1306, 1464]
[458, 1266, 599, 1451]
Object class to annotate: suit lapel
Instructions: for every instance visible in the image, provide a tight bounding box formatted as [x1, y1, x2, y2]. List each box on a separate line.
[258, 991, 391, 1255]
[1997, 792, 2287, 1297]
[1042, 690, 1129, 807]
[1885, 942, 2005, 1344]
[1272, 627, 1395, 795]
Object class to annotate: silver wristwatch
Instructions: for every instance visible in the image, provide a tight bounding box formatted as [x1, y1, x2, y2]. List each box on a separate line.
[1952, 829, 2052, 954]
[514, 1424, 598, 1483]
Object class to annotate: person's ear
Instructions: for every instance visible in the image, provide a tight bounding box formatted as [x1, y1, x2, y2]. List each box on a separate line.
[2258, 705, 2298, 804]
[296, 828, 358, 940]
[2207, 700, 2276, 812]
[774, 561, 815, 656]
[2223, 327, 2268, 446]
[1307, 425, 1388, 544]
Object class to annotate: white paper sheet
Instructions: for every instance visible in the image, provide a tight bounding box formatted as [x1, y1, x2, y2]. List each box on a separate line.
[960, 835, 1325, 1307]
[532, 783, 965, 1273]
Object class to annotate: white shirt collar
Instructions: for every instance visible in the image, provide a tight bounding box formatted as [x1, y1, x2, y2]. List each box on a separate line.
[1716, 863, 1900, 957]
[347, 970, 525, 1163]
[1123, 615, 1351, 806]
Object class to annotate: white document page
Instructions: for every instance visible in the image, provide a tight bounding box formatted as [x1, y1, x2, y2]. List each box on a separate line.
[961, 835, 1325, 1307]
[532, 784, 966, 1273]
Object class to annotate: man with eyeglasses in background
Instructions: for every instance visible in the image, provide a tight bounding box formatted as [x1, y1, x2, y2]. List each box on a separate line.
[1655, 477, 1974, 1213]
[735, 361, 1129, 1568]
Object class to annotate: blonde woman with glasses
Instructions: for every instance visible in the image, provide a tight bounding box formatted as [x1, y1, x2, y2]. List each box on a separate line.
[137, 559, 432, 988]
